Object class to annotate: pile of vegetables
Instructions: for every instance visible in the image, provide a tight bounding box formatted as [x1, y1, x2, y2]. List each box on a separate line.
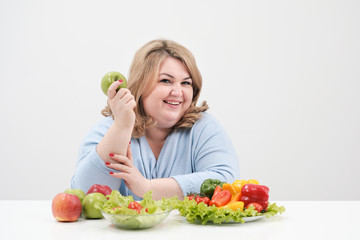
[173, 179, 285, 225]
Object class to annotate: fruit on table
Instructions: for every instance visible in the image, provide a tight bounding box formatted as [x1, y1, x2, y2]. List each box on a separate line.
[86, 184, 112, 197]
[247, 202, 264, 213]
[231, 179, 259, 195]
[64, 189, 86, 203]
[240, 184, 269, 209]
[128, 201, 144, 214]
[82, 193, 107, 219]
[195, 196, 211, 206]
[52, 193, 82, 222]
[186, 194, 211, 206]
[101, 71, 127, 95]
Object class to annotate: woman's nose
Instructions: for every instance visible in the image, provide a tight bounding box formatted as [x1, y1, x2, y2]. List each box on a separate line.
[170, 85, 182, 96]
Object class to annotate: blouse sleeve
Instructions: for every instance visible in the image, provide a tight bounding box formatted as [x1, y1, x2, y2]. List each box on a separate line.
[172, 113, 240, 195]
[70, 117, 122, 193]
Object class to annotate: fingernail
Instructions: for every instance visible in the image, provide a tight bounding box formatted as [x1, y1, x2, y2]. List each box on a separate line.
[109, 153, 115, 157]
[105, 162, 111, 166]
[129, 141, 131, 144]
[109, 172, 114, 175]
[118, 79, 123, 83]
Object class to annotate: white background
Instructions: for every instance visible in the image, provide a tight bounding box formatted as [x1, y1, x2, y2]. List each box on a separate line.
[1, 0, 359, 200]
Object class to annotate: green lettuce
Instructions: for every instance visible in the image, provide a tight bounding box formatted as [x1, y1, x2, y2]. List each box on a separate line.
[101, 191, 174, 228]
[101, 190, 173, 215]
[175, 198, 285, 225]
[101, 190, 136, 215]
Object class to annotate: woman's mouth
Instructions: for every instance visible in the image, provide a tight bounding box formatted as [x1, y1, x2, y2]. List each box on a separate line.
[163, 100, 181, 106]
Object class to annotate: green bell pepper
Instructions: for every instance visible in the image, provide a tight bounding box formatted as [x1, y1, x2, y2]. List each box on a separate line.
[200, 179, 226, 198]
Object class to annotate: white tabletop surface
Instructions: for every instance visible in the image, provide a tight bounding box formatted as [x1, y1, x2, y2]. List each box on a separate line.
[0, 200, 359, 240]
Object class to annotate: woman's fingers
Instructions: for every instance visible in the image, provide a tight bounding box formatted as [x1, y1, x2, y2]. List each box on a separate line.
[107, 80, 123, 99]
[108, 153, 131, 166]
[107, 145, 134, 180]
[113, 88, 132, 102]
[107, 162, 131, 172]
[127, 143, 133, 163]
[109, 171, 130, 181]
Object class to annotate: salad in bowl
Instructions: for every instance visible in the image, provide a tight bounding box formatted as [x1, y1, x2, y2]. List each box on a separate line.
[101, 191, 172, 229]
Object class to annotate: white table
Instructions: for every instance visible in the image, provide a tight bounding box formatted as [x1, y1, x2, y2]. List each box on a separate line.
[0, 201, 359, 240]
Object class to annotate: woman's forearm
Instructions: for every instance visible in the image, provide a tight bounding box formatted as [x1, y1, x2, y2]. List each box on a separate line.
[148, 178, 184, 200]
[96, 123, 133, 163]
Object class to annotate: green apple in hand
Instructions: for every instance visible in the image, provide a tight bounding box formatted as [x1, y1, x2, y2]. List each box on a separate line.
[64, 189, 86, 203]
[82, 193, 107, 219]
[101, 71, 127, 95]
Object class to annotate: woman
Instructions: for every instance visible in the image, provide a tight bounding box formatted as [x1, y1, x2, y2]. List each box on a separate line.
[71, 39, 240, 200]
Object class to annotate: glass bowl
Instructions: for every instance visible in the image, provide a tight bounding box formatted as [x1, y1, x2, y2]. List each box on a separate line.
[101, 208, 172, 229]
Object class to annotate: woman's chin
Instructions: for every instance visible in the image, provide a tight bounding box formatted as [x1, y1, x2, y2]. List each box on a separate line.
[156, 118, 181, 129]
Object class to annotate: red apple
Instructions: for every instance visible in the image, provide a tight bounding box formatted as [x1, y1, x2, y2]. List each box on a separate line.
[52, 193, 82, 222]
[86, 184, 112, 197]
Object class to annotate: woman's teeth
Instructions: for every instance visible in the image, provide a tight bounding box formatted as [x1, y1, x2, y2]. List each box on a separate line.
[164, 100, 180, 105]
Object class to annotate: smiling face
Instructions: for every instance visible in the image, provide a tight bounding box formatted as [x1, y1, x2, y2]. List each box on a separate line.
[142, 57, 193, 129]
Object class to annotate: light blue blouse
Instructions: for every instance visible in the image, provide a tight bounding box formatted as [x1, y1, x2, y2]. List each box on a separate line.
[71, 112, 240, 200]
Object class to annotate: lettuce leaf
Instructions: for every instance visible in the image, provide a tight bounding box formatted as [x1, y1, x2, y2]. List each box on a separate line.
[101, 190, 174, 228]
[101, 190, 136, 215]
[175, 198, 285, 225]
[101, 190, 172, 215]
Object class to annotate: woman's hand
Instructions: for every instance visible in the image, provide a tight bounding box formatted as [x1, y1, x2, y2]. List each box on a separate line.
[107, 80, 136, 129]
[107, 144, 150, 198]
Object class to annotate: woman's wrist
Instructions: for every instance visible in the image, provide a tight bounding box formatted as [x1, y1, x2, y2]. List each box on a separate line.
[112, 118, 134, 132]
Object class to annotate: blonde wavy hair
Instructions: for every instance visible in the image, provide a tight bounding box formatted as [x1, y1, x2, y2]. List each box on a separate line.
[101, 39, 208, 138]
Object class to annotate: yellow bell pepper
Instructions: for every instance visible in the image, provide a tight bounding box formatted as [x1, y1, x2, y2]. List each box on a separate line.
[232, 180, 247, 193]
[221, 201, 244, 212]
[247, 179, 260, 185]
[222, 183, 237, 196]
[232, 179, 259, 194]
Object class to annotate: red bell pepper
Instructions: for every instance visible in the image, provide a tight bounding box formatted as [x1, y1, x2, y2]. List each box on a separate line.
[240, 184, 269, 209]
[212, 185, 222, 199]
[209, 190, 232, 207]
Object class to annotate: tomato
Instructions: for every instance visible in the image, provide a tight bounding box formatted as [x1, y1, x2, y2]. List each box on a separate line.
[186, 194, 195, 201]
[201, 197, 211, 206]
[194, 196, 210, 206]
[247, 202, 264, 213]
[128, 201, 143, 214]
[193, 196, 210, 206]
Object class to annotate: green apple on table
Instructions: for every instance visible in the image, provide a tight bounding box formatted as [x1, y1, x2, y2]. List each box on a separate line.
[101, 71, 127, 95]
[82, 193, 107, 219]
[64, 189, 86, 203]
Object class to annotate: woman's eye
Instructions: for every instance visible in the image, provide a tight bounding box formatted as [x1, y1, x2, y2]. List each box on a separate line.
[182, 81, 192, 85]
[160, 79, 170, 83]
